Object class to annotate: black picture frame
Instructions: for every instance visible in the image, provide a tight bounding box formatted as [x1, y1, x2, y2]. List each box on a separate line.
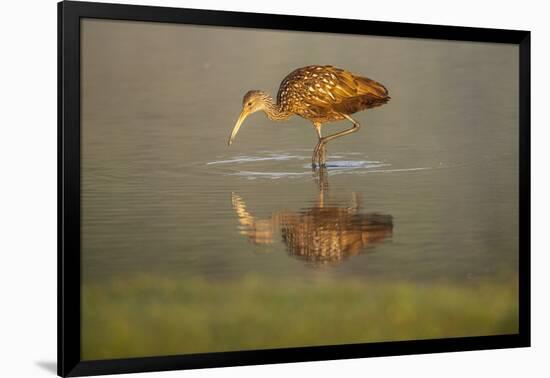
[58, 1, 531, 376]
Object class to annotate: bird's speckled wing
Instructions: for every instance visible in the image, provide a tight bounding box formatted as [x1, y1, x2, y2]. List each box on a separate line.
[277, 65, 390, 121]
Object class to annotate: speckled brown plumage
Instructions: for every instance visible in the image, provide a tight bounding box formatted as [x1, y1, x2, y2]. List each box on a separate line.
[276, 65, 390, 123]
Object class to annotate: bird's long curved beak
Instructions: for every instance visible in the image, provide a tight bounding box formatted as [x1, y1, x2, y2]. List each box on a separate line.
[228, 109, 249, 146]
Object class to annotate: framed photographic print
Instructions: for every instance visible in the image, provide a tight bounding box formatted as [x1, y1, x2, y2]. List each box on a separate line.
[58, 1, 530, 376]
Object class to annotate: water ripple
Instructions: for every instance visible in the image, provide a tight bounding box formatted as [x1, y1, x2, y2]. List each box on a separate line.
[203, 151, 436, 180]
[207, 154, 306, 165]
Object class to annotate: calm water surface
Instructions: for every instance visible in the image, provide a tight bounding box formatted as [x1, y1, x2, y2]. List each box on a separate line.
[81, 20, 519, 286]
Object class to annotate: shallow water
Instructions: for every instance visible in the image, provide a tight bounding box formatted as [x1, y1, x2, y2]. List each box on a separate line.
[79, 19, 519, 357]
[81, 19, 519, 285]
[82, 145, 518, 283]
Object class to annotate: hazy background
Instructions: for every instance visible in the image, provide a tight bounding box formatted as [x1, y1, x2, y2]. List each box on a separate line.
[80, 19, 519, 359]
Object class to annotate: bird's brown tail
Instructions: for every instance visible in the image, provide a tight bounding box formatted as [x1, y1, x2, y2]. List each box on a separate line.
[336, 94, 390, 114]
[355, 76, 389, 98]
[365, 95, 391, 108]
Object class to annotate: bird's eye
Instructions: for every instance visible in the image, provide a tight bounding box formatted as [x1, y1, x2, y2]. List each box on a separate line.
[247, 102, 252, 106]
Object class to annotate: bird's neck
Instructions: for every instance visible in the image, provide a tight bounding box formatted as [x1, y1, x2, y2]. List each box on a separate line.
[263, 97, 292, 121]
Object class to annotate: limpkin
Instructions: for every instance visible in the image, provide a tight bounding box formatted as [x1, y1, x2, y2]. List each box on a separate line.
[227, 65, 390, 167]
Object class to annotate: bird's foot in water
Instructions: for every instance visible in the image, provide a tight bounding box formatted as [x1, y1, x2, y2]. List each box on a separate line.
[312, 141, 328, 168]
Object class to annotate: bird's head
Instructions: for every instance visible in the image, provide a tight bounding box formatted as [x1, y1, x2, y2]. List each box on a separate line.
[228, 90, 270, 146]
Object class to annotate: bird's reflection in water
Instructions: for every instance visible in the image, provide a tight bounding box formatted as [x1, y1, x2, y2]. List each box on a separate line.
[231, 169, 393, 266]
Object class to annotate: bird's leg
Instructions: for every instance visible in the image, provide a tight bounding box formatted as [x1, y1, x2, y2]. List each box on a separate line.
[323, 114, 362, 143]
[312, 122, 323, 168]
[313, 143, 326, 167]
[319, 144, 327, 167]
[316, 114, 361, 166]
